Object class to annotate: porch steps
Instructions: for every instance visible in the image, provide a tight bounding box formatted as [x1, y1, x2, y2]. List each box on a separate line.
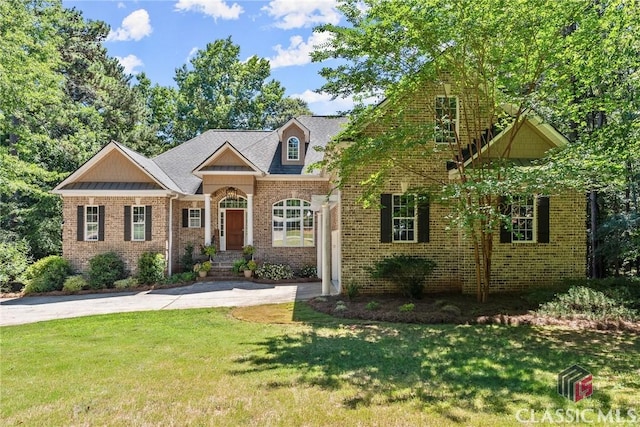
[199, 250, 247, 281]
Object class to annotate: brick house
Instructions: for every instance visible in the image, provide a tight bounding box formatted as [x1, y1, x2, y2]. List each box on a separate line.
[54, 101, 586, 294]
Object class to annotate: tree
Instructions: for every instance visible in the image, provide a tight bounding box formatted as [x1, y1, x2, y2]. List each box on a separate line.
[174, 37, 310, 140]
[312, 0, 638, 300]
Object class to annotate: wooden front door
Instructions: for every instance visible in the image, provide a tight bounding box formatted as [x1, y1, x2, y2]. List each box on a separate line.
[226, 210, 244, 250]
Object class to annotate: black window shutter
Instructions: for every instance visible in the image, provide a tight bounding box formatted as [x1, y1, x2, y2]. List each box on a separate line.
[98, 206, 105, 241]
[182, 209, 188, 227]
[77, 206, 84, 241]
[200, 208, 205, 228]
[537, 196, 550, 243]
[499, 197, 512, 243]
[417, 196, 430, 243]
[124, 206, 131, 241]
[380, 193, 392, 243]
[145, 206, 152, 241]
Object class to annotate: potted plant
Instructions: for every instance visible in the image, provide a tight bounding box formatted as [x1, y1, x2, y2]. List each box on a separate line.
[242, 245, 255, 261]
[201, 244, 217, 261]
[193, 261, 212, 278]
[244, 260, 257, 278]
[232, 259, 247, 275]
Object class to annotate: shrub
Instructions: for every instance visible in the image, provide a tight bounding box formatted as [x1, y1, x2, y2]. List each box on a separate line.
[114, 277, 138, 289]
[62, 275, 87, 292]
[399, 303, 415, 312]
[23, 256, 71, 294]
[440, 304, 461, 317]
[369, 255, 436, 299]
[88, 252, 125, 290]
[232, 259, 247, 274]
[164, 272, 195, 284]
[0, 238, 31, 289]
[137, 252, 165, 285]
[299, 265, 317, 278]
[366, 301, 380, 311]
[181, 243, 195, 273]
[334, 301, 348, 312]
[345, 281, 360, 300]
[255, 263, 294, 281]
[537, 286, 639, 321]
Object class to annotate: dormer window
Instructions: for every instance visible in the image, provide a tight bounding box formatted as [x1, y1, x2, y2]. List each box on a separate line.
[287, 137, 300, 161]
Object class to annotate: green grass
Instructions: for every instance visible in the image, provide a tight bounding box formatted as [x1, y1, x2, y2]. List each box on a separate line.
[1, 303, 639, 426]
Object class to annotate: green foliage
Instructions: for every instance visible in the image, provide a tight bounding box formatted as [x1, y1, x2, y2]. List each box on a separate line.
[537, 286, 638, 321]
[0, 233, 31, 287]
[164, 272, 196, 284]
[255, 263, 294, 281]
[299, 265, 317, 278]
[334, 300, 348, 312]
[114, 277, 138, 290]
[365, 301, 380, 311]
[369, 256, 436, 299]
[232, 259, 248, 274]
[193, 261, 212, 273]
[137, 252, 165, 285]
[62, 275, 87, 292]
[23, 255, 71, 294]
[181, 243, 195, 273]
[345, 281, 360, 299]
[242, 245, 255, 256]
[88, 252, 125, 289]
[399, 303, 415, 313]
[246, 260, 258, 271]
[440, 304, 462, 317]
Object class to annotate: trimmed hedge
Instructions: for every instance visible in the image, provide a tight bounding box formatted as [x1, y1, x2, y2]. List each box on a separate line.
[23, 256, 71, 294]
[137, 252, 165, 285]
[88, 252, 125, 289]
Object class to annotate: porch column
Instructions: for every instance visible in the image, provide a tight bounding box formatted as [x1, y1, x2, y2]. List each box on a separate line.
[321, 202, 331, 296]
[204, 194, 212, 245]
[316, 210, 322, 279]
[246, 193, 254, 245]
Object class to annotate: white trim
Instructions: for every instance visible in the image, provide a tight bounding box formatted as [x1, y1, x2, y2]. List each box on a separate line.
[511, 195, 538, 243]
[287, 136, 301, 161]
[192, 141, 263, 176]
[187, 208, 201, 228]
[257, 175, 329, 181]
[131, 205, 146, 241]
[85, 205, 99, 242]
[391, 194, 418, 243]
[434, 95, 459, 144]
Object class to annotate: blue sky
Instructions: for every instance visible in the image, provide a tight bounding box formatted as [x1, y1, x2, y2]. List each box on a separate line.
[62, 0, 357, 115]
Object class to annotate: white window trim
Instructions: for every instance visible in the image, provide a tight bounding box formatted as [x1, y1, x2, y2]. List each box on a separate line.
[272, 199, 314, 247]
[287, 136, 300, 161]
[188, 208, 201, 228]
[392, 194, 417, 243]
[511, 196, 537, 244]
[435, 95, 458, 144]
[132, 205, 145, 242]
[85, 205, 99, 242]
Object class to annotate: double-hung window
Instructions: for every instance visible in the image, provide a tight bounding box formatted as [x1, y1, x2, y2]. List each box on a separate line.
[85, 206, 99, 241]
[435, 96, 458, 143]
[510, 196, 535, 242]
[500, 195, 550, 244]
[188, 208, 201, 228]
[132, 206, 146, 241]
[392, 194, 417, 242]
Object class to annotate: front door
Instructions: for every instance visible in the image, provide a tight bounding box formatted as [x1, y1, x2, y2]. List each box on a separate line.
[226, 210, 244, 250]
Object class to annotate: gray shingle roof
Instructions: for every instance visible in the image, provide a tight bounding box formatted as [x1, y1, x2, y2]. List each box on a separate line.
[61, 182, 162, 190]
[152, 116, 347, 195]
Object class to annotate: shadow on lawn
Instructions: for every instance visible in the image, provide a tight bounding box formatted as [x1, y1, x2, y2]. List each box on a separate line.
[235, 303, 639, 421]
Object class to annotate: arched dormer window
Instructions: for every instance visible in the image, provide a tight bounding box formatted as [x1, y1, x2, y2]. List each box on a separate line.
[287, 136, 300, 161]
[272, 199, 313, 247]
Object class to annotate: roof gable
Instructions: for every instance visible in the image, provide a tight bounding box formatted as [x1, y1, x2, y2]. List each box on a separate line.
[193, 142, 263, 176]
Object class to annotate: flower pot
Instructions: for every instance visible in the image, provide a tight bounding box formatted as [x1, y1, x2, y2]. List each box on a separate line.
[198, 270, 207, 278]
[243, 270, 253, 278]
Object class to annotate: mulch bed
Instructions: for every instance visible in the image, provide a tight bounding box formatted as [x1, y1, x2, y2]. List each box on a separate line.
[307, 293, 640, 333]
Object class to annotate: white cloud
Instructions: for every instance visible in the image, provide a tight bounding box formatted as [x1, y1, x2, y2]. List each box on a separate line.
[106, 9, 152, 42]
[292, 90, 380, 115]
[186, 46, 199, 61]
[262, 0, 340, 29]
[117, 2, 126, 9]
[116, 54, 144, 74]
[174, 0, 243, 21]
[269, 32, 333, 69]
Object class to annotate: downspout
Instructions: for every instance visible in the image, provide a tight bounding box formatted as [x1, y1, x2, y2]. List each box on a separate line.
[168, 193, 179, 276]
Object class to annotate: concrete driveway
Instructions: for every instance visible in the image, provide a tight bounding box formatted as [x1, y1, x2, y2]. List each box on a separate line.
[0, 281, 322, 326]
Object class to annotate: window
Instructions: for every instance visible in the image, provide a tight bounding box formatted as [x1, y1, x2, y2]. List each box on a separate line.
[511, 196, 535, 242]
[85, 206, 99, 241]
[392, 194, 417, 242]
[132, 206, 146, 241]
[435, 96, 458, 143]
[500, 195, 550, 244]
[287, 136, 300, 161]
[188, 208, 201, 228]
[272, 199, 313, 247]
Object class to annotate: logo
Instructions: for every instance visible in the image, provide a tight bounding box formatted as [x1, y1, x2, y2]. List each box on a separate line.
[558, 365, 593, 402]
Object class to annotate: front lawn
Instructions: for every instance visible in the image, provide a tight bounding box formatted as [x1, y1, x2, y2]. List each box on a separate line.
[1, 304, 639, 426]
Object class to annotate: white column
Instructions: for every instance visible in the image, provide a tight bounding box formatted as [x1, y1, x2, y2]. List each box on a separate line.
[321, 202, 331, 296]
[204, 194, 212, 245]
[246, 193, 254, 246]
[316, 210, 322, 278]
